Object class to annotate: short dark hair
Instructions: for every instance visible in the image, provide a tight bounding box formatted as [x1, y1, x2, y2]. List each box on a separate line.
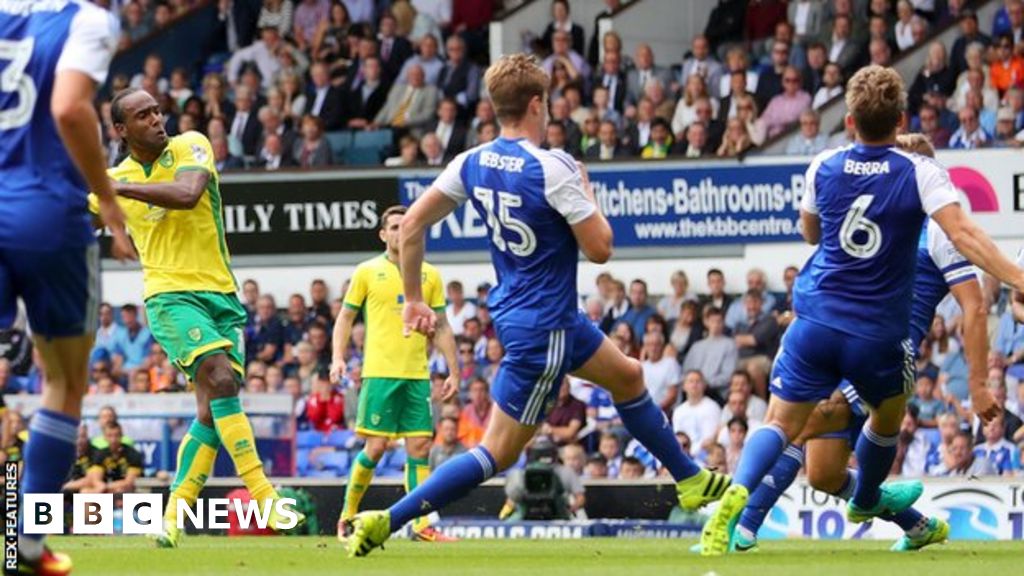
[121, 303, 138, 314]
[104, 421, 122, 433]
[705, 306, 724, 318]
[727, 417, 749, 433]
[745, 289, 763, 301]
[708, 268, 724, 278]
[110, 88, 144, 124]
[380, 205, 407, 230]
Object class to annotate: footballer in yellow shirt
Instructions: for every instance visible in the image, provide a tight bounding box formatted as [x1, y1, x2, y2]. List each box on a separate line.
[330, 205, 459, 542]
[94, 89, 300, 547]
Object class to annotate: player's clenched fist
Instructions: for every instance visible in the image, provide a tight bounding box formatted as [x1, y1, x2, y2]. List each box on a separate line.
[403, 300, 436, 337]
[96, 194, 137, 262]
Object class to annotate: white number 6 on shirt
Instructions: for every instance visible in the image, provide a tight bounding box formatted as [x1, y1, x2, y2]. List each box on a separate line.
[839, 194, 882, 259]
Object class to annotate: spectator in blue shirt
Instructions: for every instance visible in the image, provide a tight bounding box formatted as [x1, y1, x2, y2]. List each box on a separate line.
[91, 303, 124, 364]
[618, 279, 656, 346]
[994, 307, 1024, 380]
[110, 304, 153, 374]
[725, 268, 777, 331]
[282, 293, 312, 363]
[973, 414, 1019, 475]
[246, 295, 285, 364]
[908, 374, 946, 427]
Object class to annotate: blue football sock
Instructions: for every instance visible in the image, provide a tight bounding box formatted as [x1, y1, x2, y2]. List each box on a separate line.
[852, 425, 898, 509]
[739, 444, 804, 536]
[733, 424, 788, 490]
[835, 468, 857, 500]
[615, 392, 700, 480]
[18, 410, 79, 558]
[388, 446, 496, 532]
[886, 508, 926, 533]
[831, 468, 923, 532]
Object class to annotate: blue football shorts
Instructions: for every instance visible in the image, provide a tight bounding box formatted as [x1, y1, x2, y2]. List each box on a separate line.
[0, 242, 99, 338]
[770, 318, 915, 409]
[491, 311, 605, 426]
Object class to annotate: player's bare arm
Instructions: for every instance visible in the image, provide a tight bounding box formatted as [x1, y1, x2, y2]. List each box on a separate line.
[330, 306, 359, 382]
[931, 204, 1024, 292]
[113, 169, 210, 210]
[950, 278, 1001, 423]
[570, 161, 613, 264]
[431, 314, 460, 402]
[1013, 288, 1024, 324]
[400, 188, 458, 336]
[800, 210, 821, 245]
[52, 69, 135, 262]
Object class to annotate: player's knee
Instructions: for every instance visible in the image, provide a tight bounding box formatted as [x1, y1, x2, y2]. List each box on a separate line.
[405, 437, 431, 459]
[362, 438, 387, 462]
[807, 466, 846, 495]
[204, 363, 240, 398]
[619, 358, 645, 392]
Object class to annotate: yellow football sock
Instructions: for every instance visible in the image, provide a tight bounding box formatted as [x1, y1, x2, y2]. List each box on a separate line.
[406, 456, 431, 532]
[211, 397, 278, 505]
[343, 450, 378, 519]
[164, 420, 220, 524]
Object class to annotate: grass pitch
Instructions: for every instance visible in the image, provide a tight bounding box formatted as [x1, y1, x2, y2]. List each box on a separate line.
[49, 536, 1021, 576]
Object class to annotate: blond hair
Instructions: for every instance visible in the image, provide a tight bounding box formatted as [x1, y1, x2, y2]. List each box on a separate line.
[895, 133, 936, 158]
[845, 65, 906, 142]
[484, 54, 549, 123]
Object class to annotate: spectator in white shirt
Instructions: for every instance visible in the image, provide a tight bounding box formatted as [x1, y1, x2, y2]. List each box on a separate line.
[641, 331, 682, 413]
[719, 370, 768, 423]
[419, 132, 444, 166]
[227, 26, 285, 91]
[812, 62, 843, 110]
[657, 271, 699, 323]
[894, 405, 931, 476]
[894, 0, 916, 51]
[949, 105, 991, 149]
[716, 389, 763, 446]
[445, 280, 477, 337]
[412, 0, 452, 30]
[672, 370, 722, 455]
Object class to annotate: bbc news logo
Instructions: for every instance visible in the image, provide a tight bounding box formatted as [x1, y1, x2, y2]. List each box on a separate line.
[5, 461, 298, 542]
[21, 494, 300, 535]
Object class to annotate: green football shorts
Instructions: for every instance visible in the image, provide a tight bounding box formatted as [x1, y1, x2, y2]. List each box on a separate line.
[356, 378, 434, 438]
[145, 291, 246, 383]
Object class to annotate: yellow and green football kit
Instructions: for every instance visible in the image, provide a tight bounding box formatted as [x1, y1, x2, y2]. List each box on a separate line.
[91, 131, 283, 540]
[340, 254, 446, 533]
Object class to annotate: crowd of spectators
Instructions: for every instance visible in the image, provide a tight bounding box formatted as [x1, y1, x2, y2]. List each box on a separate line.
[4, 262, 1023, 480]
[94, 0, 1024, 171]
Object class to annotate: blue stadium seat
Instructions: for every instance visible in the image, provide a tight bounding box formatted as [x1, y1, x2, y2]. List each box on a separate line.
[318, 450, 351, 475]
[296, 430, 323, 449]
[325, 429, 354, 448]
[375, 466, 403, 478]
[342, 147, 383, 166]
[353, 129, 392, 150]
[308, 469, 339, 478]
[325, 131, 353, 159]
[383, 448, 407, 471]
[296, 449, 312, 476]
